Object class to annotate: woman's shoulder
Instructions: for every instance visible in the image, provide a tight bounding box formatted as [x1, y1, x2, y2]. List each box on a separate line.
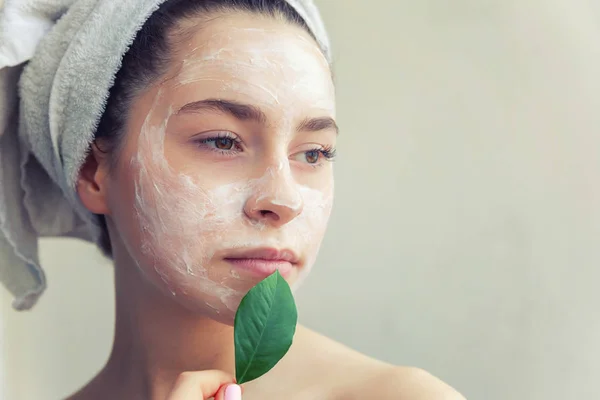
[279, 325, 466, 400]
[346, 365, 466, 400]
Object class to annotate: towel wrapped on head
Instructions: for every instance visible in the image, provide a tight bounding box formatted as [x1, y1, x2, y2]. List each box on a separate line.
[0, 0, 331, 310]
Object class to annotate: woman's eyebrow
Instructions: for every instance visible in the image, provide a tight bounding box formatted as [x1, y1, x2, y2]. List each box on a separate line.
[296, 116, 339, 135]
[177, 98, 338, 134]
[176, 99, 267, 124]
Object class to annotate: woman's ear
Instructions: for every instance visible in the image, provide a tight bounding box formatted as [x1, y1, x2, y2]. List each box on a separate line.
[77, 143, 111, 215]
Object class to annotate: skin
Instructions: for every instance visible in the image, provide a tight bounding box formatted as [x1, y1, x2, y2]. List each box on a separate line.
[71, 10, 465, 400]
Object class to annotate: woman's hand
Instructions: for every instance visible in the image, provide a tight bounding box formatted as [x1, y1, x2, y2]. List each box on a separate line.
[166, 370, 242, 400]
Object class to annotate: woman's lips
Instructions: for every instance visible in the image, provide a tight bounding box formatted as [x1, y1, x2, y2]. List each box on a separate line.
[225, 258, 294, 277]
[224, 248, 298, 278]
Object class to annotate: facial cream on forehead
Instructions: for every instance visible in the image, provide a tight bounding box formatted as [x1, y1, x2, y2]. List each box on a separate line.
[173, 27, 334, 112]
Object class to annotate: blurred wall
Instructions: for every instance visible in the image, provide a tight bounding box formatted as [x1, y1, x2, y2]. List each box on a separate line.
[2, 1, 600, 399]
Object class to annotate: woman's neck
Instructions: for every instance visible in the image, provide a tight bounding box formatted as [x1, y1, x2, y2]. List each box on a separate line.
[92, 256, 236, 400]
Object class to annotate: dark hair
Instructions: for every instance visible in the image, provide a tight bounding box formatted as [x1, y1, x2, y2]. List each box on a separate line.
[94, 0, 321, 256]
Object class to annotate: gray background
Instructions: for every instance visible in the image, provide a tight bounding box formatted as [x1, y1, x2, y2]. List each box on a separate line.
[2, 0, 600, 399]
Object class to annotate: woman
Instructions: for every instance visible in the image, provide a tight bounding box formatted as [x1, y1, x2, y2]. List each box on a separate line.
[1, 0, 464, 398]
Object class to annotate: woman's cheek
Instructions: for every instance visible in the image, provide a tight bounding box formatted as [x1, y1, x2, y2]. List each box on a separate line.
[288, 184, 334, 290]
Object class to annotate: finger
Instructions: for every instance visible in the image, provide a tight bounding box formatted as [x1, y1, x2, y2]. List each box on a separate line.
[215, 384, 242, 400]
[166, 370, 235, 400]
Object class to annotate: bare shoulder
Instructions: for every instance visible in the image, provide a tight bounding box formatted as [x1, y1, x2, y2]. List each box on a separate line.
[283, 326, 465, 400]
[351, 365, 466, 400]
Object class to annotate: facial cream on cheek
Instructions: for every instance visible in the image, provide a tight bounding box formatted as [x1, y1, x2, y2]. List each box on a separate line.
[124, 87, 245, 313]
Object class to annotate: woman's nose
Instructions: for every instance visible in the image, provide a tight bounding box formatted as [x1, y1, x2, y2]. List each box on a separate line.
[244, 182, 304, 228]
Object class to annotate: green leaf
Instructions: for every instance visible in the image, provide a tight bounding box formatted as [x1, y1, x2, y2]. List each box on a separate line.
[234, 270, 298, 384]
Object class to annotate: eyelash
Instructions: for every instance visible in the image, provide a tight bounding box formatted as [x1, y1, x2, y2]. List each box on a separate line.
[195, 132, 337, 166]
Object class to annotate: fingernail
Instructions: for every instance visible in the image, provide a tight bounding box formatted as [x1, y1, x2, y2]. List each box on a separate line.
[225, 384, 242, 400]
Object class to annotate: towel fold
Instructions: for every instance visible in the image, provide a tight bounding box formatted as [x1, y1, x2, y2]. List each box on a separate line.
[0, 0, 331, 310]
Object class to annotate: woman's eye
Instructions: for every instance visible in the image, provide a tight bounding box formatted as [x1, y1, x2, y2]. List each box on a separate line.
[196, 133, 242, 154]
[292, 150, 320, 164]
[291, 146, 336, 165]
[304, 150, 320, 164]
[214, 137, 234, 150]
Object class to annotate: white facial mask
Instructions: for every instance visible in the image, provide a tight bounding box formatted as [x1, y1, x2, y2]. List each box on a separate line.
[118, 22, 335, 320]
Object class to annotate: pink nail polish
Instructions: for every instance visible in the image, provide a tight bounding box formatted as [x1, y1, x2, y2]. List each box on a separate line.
[225, 384, 242, 400]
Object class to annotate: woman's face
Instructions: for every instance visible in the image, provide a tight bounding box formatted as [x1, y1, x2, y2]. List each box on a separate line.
[104, 12, 336, 323]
